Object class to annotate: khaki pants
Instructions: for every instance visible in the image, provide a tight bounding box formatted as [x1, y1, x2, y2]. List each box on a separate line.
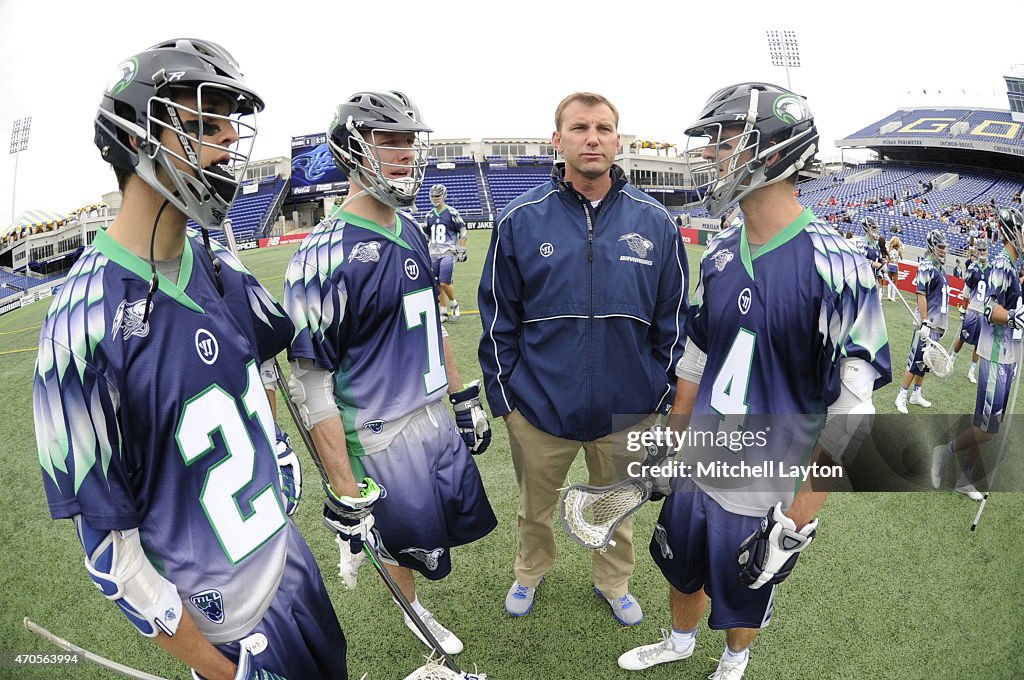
[506, 410, 655, 598]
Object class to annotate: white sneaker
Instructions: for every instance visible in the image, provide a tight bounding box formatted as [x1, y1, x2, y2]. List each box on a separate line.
[955, 474, 983, 501]
[909, 391, 932, 408]
[930, 445, 949, 489]
[967, 369, 977, 384]
[895, 392, 908, 414]
[617, 629, 694, 671]
[440, 311, 449, 323]
[403, 609, 463, 655]
[709, 651, 749, 680]
[448, 301, 460, 323]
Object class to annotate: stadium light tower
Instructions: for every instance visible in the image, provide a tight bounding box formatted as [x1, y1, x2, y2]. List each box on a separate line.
[766, 30, 800, 91]
[9, 116, 32, 225]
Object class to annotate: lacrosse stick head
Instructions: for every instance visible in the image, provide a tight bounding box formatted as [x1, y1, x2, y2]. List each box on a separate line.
[402, 656, 485, 680]
[922, 336, 954, 378]
[560, 478, 651, 550]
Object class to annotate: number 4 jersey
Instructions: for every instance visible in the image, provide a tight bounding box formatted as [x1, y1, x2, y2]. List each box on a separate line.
[687, 210, 892, 515]
[284, 209, 447, 455]
[33, 230, 295, 644]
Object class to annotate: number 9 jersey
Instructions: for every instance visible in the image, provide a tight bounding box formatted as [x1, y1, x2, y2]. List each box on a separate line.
[33, 230, 295, 644]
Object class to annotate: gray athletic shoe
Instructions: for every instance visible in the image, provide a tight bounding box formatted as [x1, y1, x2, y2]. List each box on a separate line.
[505, 578, 542, 617]
[595, 587, 643, 626]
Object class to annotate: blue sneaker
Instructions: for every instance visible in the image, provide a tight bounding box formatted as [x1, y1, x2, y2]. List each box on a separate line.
[505, 577, 542, 617]
[595, 587, 644, 626]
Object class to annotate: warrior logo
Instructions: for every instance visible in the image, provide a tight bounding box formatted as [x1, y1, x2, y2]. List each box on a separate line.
[404, 258, 420, 280]
[195, 328, 219, 365]
[349, 241, 381, 263]
[619, 233, 655, 258]
[400, 547, 445, 571]
[712, 249, 734, 272]
[654, 524, 673, 560]
[539, 242, 554, 258]
[738, 287, 753, 315]
[111, 299, 152, 340]
[190, 589, 225, 625]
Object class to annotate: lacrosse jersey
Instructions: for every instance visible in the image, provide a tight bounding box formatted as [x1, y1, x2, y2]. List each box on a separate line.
[686, 210, 891, 516]
[915, 257, 951, 330]
[285, 209, 447, 455]
[963, 261, 990, 313]
[423, 205, 465, 258]
[977, 253, 1023, 365]
[33, 229, 294, 644]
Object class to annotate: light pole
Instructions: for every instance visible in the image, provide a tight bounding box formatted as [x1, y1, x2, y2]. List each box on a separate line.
[9, 116, 32, 225]
[766, 30, 801, 91]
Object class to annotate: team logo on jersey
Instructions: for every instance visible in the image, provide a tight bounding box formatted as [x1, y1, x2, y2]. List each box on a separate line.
[712, 249, 734, 272]
[772, 94, 809, 125]
[738, 287, 752, 315]
[539, 242, 554, 258]
[349, 242, 381, 263]
[112, 299, 153, 340]
[400, 547, 445, 571]
[190, 590, 225, 625]
[619, 233, 655, 258]
[653, 523, 674, 560]
[195, 328, 219, 365]
[404, 258, 420, 280]
[363, 419, 386, 434]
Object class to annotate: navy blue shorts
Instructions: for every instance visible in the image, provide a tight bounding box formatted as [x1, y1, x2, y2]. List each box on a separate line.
[650, 478, 777, 630]
[207, 523, 347, 679]
[360, 403, 497, 579]
[431, 255, 455, 285]
[959, 311, 981, 346]
[974, 359, 1017, 433]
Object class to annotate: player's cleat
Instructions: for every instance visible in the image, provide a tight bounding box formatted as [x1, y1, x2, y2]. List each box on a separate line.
[930, 445, 949, 489]
[595, 587, 643, 626]
[894, 392, 908, 415]
[967, 367, 977, 384]
[440, 311, 449, 323]
[404, 609, 463, 655]
[710, 650, 749, 680]
[954, 474, 983, 501]
[909, 391, 932, 408]
[505, 577, 542, 617]
[617, 629, 694, 670]
[448, 301, 461, 323]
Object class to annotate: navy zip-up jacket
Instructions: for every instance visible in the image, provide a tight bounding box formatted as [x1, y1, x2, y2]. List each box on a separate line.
[478, 164, 689, 441]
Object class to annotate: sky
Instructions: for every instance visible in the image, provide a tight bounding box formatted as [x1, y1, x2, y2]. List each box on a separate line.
[0, 0, 1021, 223]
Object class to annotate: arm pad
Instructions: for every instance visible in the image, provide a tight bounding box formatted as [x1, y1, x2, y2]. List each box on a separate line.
[819, 358, 879, 464]
[674, 339, 707, 384]
[75, 515, 182, 638]
[288, 358, 338, 428]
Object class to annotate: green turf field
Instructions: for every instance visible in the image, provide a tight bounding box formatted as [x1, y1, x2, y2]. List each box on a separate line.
[1, 231, 1022, 679]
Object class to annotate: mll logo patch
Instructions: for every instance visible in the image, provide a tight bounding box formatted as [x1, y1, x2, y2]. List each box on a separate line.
[190, 589, 225, 625]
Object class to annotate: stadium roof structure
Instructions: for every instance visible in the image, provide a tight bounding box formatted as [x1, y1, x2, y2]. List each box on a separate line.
[837, 107, 1024, 157]
[1, 209, 70, 243]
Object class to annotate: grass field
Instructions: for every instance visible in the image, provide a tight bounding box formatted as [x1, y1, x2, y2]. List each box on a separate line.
[0, 230, 1022, 679]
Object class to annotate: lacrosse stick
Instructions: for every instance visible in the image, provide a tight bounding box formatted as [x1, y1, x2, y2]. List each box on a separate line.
[222, 220, 484, 678]
[971, 342, 1023, 530]
[892, 283, 954, 377]
[24, 618, 169, 680]
[560, 478, 652, 550]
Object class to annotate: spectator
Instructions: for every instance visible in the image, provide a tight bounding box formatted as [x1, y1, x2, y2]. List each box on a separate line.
[953, 259, 963, 278]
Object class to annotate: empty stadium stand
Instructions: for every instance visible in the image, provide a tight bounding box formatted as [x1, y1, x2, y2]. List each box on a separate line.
[187, 176, 287, 244]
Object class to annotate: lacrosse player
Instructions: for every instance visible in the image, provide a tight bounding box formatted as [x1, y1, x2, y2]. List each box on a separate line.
[478, 92, 688, 625]
[33, 39, 347, 679]
[932, 209, 1023, 500]
[423, 184, 468, 322]
[618, 83, 890, 679]
[951, 243, 990, 384]
[283, 92, 497, 656]
[894, 229, 950, 414]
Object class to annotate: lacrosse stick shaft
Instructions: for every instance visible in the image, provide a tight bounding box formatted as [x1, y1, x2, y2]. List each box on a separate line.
[971, 348, 1022, 530]
[23, 618, 169, 680]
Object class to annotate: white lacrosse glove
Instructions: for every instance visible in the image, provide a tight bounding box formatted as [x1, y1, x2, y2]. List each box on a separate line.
[336, 534, 368, 590]
[274, 424, 302, 516]
[450, 380, 491, 454]
[737, 503, 818, 590]
[456, 246, 468, 262]
[323, 478, 380, 555]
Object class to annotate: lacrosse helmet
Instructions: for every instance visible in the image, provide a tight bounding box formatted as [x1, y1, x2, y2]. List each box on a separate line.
[977, 239, 990, 267]
[997, 207, 1024, 261]
[430, 183, 447, 206]
[925, 229, 947, 263]
[327, 91, 432, 209]
[95, 38, 263, 227]
[861, 217, 880, 240]
[683, 82, 818, 218]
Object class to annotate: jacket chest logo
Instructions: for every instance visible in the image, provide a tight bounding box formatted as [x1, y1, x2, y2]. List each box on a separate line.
[539, 242, 554, 258]
[619, 233, 654, 266]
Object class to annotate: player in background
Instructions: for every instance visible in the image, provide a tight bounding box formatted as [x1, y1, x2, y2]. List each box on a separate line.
[423, 183, 468, 322]
[885, 234, 903, 302]
[951, 242, 990, 384]
[894, 229, 950, 414]
[858, 218, 885, 288]
[283, 91, 496, 656]
[33, 39, 346, 679]
[617, 82, 890, 680]
[932, 209, 1023, 500]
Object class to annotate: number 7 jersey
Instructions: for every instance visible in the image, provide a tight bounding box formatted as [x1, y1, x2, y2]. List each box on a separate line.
[284, 209, 448, 455]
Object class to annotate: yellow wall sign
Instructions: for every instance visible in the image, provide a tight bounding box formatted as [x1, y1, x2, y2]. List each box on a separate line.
[897, 117, 1021, 139]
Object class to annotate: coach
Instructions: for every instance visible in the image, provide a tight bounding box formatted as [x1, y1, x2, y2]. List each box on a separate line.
[478, 92, 688, 625]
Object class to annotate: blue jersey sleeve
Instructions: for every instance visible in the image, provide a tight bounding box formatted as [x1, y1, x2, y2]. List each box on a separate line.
[33, 340, 139, 530]
[915, 263, 936, 296]
[687, 256, 710, 352]
[987, 259, 1023, 311]
[283, 257, 349, 372]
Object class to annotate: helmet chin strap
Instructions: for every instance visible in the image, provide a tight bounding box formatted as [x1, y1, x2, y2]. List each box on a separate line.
[142, 199, 171, 325]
